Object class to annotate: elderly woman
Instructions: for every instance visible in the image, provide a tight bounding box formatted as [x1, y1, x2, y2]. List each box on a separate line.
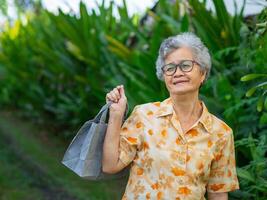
[102, 32, 239, 200]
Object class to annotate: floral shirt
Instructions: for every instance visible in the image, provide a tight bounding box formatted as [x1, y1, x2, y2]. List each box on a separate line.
[118, 97, 239, 200]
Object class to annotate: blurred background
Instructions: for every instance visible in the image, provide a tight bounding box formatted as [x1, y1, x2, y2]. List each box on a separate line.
[0, 0, 266, 199]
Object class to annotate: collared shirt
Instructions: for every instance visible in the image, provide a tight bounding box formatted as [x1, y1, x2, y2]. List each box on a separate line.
[119, 97, 239, 200]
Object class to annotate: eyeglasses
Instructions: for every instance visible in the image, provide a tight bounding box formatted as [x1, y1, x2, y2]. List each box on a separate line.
[161, 60, 201, 76]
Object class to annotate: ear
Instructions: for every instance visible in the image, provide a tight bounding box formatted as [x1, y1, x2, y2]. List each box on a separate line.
[200, 70, 206, 82]
[199, 72, 206, 88]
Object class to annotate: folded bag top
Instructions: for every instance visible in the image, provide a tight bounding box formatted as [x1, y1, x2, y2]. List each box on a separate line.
[62, 101, 130, 180]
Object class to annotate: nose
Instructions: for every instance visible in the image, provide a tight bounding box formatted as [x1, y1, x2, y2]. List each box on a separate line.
[173, 65, 185, 77]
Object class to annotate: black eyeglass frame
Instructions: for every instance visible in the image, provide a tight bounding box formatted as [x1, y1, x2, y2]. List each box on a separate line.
[161, 60, 201, 76]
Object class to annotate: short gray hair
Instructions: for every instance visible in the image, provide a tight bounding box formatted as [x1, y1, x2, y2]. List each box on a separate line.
[155, 32, 211, 83]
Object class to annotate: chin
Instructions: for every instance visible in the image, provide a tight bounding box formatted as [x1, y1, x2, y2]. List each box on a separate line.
[171, 90, 191, 95]
[169, 87, 198, 95]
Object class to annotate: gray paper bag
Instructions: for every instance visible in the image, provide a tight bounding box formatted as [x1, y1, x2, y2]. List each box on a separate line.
[62, 101, 129, 180]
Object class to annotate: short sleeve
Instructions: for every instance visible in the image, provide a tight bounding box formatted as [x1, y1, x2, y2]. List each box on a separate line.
[118, 105, 144, 166]
[207, 129, 240, 193]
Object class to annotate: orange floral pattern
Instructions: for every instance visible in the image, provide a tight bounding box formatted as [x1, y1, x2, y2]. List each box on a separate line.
[119, 97, 239, 199]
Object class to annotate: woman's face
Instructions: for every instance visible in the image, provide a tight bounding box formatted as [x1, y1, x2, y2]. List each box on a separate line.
[163, 47, 206, 96]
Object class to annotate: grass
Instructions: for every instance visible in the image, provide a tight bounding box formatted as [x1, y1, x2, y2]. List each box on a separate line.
[0, 138, 42, 200]
[0, 110, 128, 200]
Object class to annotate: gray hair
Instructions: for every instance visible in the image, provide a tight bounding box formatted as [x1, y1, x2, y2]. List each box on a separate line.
[155, 32, 211, 83]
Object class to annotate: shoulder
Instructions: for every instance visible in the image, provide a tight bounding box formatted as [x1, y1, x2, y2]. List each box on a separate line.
[209, 113, 233, 139]
[132, 100, 163, 116]
[123, 101, 161, 129]
[211, 114, 232, 132]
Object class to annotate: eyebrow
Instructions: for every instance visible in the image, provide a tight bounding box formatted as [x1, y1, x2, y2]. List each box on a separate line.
[165, 59, 192, 64]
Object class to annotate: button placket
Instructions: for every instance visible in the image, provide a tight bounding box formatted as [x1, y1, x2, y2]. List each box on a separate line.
[172, 142, 187, 172]
[170, 114, 187, 144]
[181, 144, 187, 171]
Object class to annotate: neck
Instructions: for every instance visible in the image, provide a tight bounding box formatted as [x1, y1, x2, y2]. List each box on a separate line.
[170, 91, 202, 123]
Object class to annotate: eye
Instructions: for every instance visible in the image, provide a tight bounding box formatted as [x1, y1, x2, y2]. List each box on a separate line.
[180, 60, 193, 71]
[164, 63, 176, 72]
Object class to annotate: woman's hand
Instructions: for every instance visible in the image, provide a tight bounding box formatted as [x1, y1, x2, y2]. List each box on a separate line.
[106, 85, 127, 118]
[103, 85, 129, 174]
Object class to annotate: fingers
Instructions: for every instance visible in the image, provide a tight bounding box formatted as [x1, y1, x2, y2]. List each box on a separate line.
[106, 85, 124, 103]
[113, 86, 121, 99]
[118, 85, 125, 98]
[106, 93, 116, 103]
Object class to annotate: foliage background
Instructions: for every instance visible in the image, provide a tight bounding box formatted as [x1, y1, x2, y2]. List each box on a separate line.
[0, 0, 266, 199]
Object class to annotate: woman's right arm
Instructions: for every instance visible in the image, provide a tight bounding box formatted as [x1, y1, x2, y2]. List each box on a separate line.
[102, 85, 128, 174]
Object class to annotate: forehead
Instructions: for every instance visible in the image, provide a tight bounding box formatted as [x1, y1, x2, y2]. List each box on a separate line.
[165, 47, 194, 63]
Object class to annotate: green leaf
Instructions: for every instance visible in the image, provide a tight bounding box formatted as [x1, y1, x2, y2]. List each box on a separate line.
[257, 95, 264, 112]
[240, 74, 267, 82]
[259, 112, 267, 125]
[246, 87, 257, 97]
[105, 35, 130, 56]
[237, 167, 255, 183]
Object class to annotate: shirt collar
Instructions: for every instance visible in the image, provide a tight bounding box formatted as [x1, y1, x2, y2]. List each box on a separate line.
[155, 97, 213, 134]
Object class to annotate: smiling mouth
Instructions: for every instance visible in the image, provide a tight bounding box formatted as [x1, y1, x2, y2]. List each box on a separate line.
[173, 81, 188, 85]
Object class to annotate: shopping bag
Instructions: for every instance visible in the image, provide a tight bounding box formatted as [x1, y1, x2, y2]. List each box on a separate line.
[62, 101, 130, 180]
